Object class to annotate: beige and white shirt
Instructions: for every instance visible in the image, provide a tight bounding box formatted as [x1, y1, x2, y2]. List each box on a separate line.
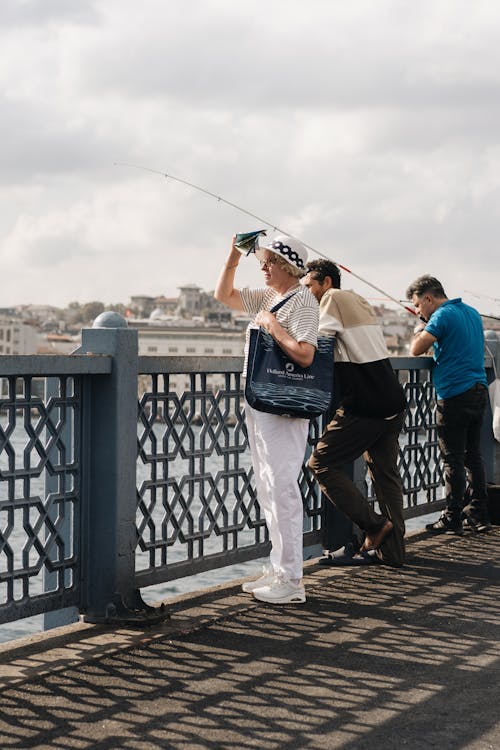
[319, 288, 406, 418]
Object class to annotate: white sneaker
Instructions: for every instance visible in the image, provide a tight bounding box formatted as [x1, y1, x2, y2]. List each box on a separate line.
[252, 576, 306, 604]
[241, 567, 275, 593]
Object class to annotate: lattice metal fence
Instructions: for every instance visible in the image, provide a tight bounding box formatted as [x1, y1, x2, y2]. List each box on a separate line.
[0, 347, 495, 629]
[0, 374, 80, 623]
[0, 355, 111, 628]
[394, 361, 445, 516]
[135, 364, 326, 587]
[135, 357, 443, 588]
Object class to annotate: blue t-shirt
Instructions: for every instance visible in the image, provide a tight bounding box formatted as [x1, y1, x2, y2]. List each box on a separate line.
[425, 298, 487, 399]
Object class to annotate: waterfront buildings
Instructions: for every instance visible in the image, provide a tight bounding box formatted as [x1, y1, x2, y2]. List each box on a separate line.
[129, 311, 247, 396]
[3, 287, 497, 363]
[0, 318, 38, 355]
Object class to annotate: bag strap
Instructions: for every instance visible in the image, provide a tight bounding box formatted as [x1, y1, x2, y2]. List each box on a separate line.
[269, 291, 298, 315]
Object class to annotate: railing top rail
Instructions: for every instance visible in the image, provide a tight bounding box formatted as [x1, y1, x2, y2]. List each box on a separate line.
[392, 354, 493, 369]
[138, 354, 437, 375]
[138, 355, 244, 374]
[0, 352, 491, 378]
[390, 356, 433, 370]
[0, 354, 112, 376]
[0, 347, 492, 379]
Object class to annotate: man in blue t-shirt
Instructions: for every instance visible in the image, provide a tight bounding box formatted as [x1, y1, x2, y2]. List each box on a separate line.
[406, 275, 490, 534]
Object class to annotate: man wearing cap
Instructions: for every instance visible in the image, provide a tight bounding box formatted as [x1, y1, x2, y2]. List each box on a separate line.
[215, 234, 318, 604]
[303, 259, 407, 567]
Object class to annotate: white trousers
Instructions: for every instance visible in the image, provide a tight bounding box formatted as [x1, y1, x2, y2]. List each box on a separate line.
[245, 401, 309, 582]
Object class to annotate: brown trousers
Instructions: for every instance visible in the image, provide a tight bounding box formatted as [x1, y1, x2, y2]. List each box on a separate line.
[309, 407, 405, 566]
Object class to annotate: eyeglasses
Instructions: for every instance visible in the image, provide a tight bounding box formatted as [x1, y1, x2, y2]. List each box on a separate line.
[259, 257, 279, 269]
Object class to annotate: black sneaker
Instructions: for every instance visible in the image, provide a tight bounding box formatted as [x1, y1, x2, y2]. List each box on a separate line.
[462, 515, 492, 533]
[426, 514, 463, 535]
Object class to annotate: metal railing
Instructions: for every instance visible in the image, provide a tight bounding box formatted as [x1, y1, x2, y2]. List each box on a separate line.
[133, 355, 450, 589]
[0, 321, 498, 629]
[0, 355, 110, 624]
[135, 358, 326, 589]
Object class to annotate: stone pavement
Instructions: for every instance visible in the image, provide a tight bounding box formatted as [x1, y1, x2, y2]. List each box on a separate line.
[0, 529, 499, 749]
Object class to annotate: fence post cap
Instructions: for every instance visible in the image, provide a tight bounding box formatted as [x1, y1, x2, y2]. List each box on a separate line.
[92, 312, 128, 329]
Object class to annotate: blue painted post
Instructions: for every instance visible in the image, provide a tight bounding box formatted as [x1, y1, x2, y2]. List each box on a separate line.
[78, 312, 166, 624]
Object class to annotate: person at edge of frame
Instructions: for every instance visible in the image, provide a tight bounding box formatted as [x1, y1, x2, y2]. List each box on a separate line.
[214, 233, 319, 604]
[303, 259, 407, 567]
[406, 274, 491, 534]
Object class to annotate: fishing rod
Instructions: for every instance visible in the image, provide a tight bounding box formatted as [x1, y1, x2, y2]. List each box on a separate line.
[465, 290, 500, 305]
[479, 312, 500, 322]
[114, 162, 417, 316]
[397, 298, 500, 322]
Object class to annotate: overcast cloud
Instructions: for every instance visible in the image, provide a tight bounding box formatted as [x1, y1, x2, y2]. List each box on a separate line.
[1, 0, 499, 315]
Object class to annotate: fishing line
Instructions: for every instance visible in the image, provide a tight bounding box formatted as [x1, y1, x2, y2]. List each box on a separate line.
[114, 161, 417, 316]
[465, 290, 500, 305]
[399, 298, 500, 322]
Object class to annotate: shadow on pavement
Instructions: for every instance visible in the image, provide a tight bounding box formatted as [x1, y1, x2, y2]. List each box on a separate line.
[0, 530, 498, 749]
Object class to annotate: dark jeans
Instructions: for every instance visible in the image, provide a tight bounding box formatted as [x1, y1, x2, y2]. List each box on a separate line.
[436, 383, 488, 521]
[308, 408, 405, 566]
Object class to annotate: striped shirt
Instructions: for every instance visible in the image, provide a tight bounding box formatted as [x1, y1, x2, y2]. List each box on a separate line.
[240, 285, 319, 376]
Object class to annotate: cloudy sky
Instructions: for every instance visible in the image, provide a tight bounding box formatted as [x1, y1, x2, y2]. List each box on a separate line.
[1, 0, 500, 316]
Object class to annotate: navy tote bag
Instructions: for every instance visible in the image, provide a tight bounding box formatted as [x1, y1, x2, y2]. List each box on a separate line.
[245, 294, 334, 419]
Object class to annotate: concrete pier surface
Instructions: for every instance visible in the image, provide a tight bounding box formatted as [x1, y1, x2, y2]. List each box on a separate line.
[0, 528, 499, 750]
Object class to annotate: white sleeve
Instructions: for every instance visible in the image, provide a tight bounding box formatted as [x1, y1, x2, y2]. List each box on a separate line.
[318, 308, 343, 337]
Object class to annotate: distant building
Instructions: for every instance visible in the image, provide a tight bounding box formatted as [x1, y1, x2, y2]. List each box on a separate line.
[129, 295, 156, 318]
[0, 307, 18, 318]
[16, 304, 63, 327]
[373, 305, 417, 355]
[178, 284, 202, 316]
[130, 318, 244, 396]
[483, 316, 500, 332]
[130, 285, 232, 322]
[0, 319, 38, 355]
[37, 333, 78, 355]
[152, 296, 178, 316]
[136, 324, 244, 358]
